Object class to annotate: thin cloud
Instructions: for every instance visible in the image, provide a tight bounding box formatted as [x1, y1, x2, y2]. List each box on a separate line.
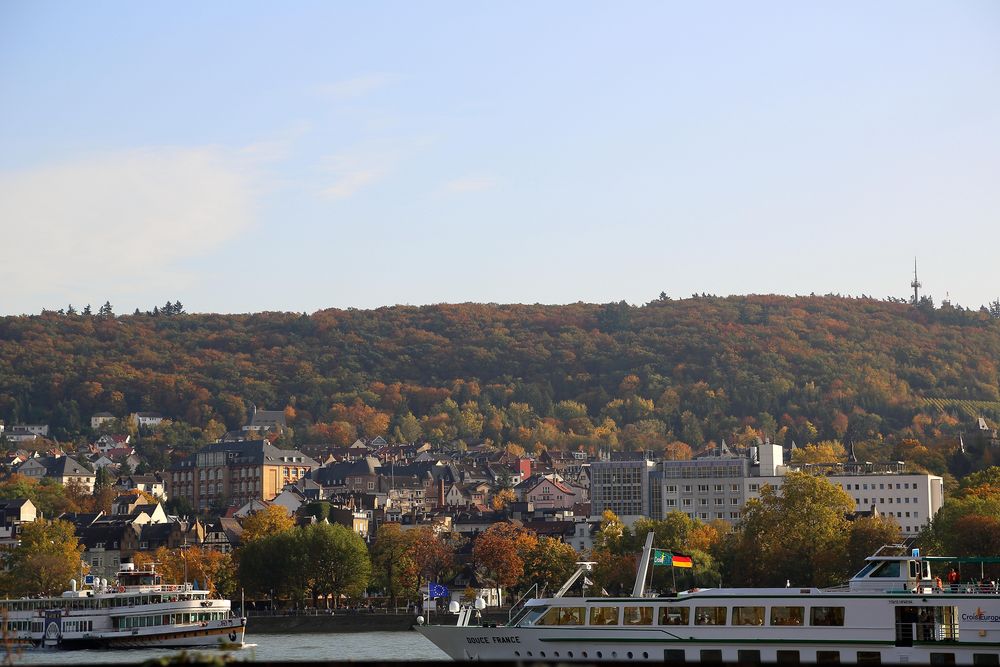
[322, 166, 383, 200]
[0, 147, 256, 310]
[319, 148, 397, 200]
[442, 175, 497, 194]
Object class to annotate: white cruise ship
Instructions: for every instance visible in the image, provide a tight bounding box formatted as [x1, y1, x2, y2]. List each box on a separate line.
[1, 562, 246, 649]
[416, 539, 1000, 665]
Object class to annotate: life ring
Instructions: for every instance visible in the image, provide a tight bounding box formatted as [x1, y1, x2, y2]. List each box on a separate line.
[118, 585, 125, 593]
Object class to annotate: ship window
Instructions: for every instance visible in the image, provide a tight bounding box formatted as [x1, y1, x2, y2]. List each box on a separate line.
[870, 561, 901, 578]
[701, 650, 722, 662]
[733, 606, 764, 625]
[811, 607, 845, 626]
[664, 649, 685, 662]
[589, 606, 619, 625]
[694, 607, 727, 625]
[857, 651, 881, 664]
[623, 606, 653, 625]
[738, 650, 761, 663]
[930, 655, 956, 666]
[658, 607, 690, 625]
[777, 650, 800, 664]
[973, 654, 1000, 665]
[771, 606, 804, 625]
[538, 606, 584, 625]
[517, 606, 549, 626]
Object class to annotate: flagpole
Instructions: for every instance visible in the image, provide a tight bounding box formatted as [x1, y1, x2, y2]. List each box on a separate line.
[671, 565, 677, 593]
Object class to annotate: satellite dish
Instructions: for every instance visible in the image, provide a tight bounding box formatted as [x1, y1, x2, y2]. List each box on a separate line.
[448, 600, 460, 613]
[474, 597, 487, 610]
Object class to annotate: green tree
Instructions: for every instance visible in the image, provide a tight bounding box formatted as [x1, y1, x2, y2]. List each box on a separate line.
[920, 466, 1000, 555]
[0, 475, 76, 516]
[2, 519, 85, 596]
[303, 523, 371, 607]
[719, 472, 855, 587]
[593, 509, 628, 553]
[393, 412, 423, 443]
[522, 537, 578, 594]
[847, 515, 902, 573]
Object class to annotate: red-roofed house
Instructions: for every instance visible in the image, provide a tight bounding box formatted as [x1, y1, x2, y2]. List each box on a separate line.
[515, 474, 580, 510]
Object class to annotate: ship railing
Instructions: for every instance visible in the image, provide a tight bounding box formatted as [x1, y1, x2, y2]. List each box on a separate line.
[946, 583, 1000, 594]
[508, 584, 539, 625]
[896, 621, 960, 642]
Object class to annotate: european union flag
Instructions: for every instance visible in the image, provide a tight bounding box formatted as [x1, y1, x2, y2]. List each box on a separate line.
[429, 582, 449, 599]
[653, 549, 670, 566]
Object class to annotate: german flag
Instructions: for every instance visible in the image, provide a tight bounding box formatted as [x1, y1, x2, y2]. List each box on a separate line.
[671, 553, 693, 568]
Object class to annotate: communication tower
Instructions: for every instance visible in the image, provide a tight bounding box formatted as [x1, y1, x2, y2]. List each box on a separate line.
[910, 258, 921, 304]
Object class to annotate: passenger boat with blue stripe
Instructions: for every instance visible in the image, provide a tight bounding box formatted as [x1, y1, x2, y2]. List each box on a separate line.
[1, 561, 246, 649]
[415, 537, 1000, 664]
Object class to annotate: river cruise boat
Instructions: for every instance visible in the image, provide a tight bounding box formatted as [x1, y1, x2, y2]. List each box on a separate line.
[416, 538, 1000, 664]
[0, 562, 246, 649]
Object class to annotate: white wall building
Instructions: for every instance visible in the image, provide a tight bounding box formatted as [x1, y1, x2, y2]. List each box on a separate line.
[600, 445, 944, 537]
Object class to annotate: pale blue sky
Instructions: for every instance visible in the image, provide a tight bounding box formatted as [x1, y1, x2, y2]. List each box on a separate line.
[2, 2, 998, 315]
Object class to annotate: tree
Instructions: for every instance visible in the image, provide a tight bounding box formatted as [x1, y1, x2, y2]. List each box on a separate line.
[663, 441, 693, 460]
[847, 515, 902, 573]
[491, 488, 516, 512]
[370, 523, 417, 607]
[302, 523, 371, 607]
[591, 549, 637, 596]
[135, 546, 235, 597]
[921, 466, 1000, 555]
[2, 519, 85, 596]
[241, 505, 294, 542]
[98, 301, 114, 319]
[790, 441, 847, 464]
[406, 527, 455, 595]
[593, 509, 627, 553]
[719, 472, 855, 587]
[522, 537, 578, 594]
[0, 475, 77, 516]
[472, 523, 537, 605]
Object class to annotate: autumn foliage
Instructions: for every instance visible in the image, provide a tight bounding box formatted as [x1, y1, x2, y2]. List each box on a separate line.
[1, 297, 997, 476]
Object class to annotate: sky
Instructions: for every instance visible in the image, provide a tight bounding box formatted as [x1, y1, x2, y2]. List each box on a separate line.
[1, 2, 998, 315]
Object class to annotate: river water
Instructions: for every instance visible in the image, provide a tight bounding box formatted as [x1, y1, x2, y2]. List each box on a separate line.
[8, 631, 451, 664]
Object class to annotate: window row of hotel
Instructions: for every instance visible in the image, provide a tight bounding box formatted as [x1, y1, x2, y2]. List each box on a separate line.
[591, 445, 944, 535]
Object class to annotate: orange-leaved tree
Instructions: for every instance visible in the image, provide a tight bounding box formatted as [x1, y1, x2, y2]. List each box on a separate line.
[472, 523, 537, 606]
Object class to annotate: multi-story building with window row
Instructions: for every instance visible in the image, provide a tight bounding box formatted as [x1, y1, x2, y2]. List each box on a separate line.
[589, 456, 655, 520]
[593, 444, 944, 536]
[167, 440, 317, 511]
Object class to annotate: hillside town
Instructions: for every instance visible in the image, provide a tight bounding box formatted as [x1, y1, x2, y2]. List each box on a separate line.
[3, 402, 989, 605]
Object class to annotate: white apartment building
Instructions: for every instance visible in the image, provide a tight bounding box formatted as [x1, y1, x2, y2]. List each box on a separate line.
[598, 444, 944, 536]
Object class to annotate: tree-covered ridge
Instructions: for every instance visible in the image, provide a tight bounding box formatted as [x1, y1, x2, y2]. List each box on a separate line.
[1, 295, 999, 460]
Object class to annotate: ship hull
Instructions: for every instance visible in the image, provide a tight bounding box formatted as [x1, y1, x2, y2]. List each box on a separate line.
[416, 623, 998, 664]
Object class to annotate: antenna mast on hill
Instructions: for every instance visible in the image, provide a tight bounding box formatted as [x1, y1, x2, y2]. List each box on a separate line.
[910, 258, 922, 305]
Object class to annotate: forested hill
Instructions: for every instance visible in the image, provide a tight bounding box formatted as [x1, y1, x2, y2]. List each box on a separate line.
[2, 296, 1000, 464]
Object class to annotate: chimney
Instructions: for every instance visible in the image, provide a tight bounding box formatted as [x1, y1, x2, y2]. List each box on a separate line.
[438, 478, 446, 508]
